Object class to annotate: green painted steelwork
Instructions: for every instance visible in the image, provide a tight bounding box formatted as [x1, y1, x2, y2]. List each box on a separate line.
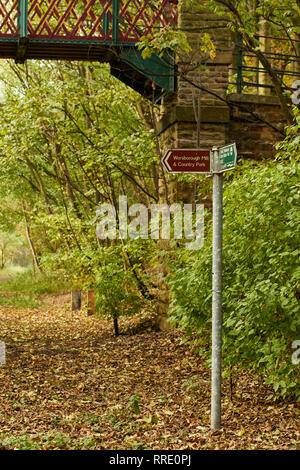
[103, 0, 110, 37]
[1, 0, 176, 97]
[18, 0, 28, 38]
[112, 0, 120, 44]
[0, 38, 127, 46]
[103, 14, 110, 37]
[120, 47, 175, 93]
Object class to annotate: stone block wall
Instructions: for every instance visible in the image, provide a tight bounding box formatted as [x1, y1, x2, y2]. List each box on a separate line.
[157, 2, 287, 164]
[228, 94, 288, 159]
[154, 1, 232, 323]
[158, 1, 232, 159]
[154, 1, 287, 326]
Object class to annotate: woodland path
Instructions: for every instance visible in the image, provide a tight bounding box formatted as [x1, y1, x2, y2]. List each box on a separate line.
[0, 294, 298, 450]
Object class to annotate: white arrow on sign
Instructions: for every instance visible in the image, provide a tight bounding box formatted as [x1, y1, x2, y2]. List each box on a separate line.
[162, 150, 172, 172]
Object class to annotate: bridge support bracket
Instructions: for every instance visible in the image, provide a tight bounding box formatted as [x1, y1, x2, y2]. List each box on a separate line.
[15, 37, 29, 64]
[111, 46, 175, 100]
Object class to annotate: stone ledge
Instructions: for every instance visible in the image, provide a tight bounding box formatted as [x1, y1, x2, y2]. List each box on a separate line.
[158, 105, 230, 134]
[228, 93, 281, 106]
[178, 52, 233, 66]
[204, 51, 233, 65]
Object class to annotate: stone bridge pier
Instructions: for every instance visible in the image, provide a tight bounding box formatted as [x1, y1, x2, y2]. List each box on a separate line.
[154, 1, 287, 324]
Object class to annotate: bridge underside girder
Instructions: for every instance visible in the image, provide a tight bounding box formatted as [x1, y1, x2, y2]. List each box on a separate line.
[0, 38, 174, 101]
[0, 0, 177, 100]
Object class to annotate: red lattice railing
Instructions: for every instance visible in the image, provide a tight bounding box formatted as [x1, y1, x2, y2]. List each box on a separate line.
[119, 0, 178, 42]
[0, 0, 178, 42]
[28, 0, 114, 41]
[0, 0, 19, 37]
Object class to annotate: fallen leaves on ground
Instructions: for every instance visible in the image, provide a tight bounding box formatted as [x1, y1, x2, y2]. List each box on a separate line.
[0, 293, 299, 450]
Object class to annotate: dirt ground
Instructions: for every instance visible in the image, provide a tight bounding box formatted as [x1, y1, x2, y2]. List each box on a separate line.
[0, 293, 298, 450]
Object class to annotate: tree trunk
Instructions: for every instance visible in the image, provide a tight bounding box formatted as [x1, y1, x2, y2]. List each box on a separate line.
[22, 201, 42, 275]
[0, 249, 4, 270]
[113, 316, 119, 336]
[259, 18, 272, 96]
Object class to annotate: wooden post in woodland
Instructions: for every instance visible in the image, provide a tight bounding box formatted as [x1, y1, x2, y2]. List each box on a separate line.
[71, 290, 81, 311]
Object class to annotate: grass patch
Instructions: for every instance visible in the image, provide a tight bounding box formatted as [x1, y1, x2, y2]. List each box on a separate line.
[0, 264, 27, 276]
[0, 292, 39, 309]
[0, 431, 97, 450]
[0, 271, 72, 308]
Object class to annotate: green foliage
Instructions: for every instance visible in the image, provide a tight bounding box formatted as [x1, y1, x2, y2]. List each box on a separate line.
[0, 272, 71, 308]
[126, 394, 141, 415]
[0, 61, 158, 291]
[0, 271, 71, 296]
[205, 0, 300, 39]
[95, 248, 145, 322]
[169, 156, 300, 399]
[138, 29, 192, 59]
[0, 231, 29, 269]
[276, 107, 300, 160]
[138, 28, 216, 63]
[181, 374, 200, 391]
[0, 431, 97, 450]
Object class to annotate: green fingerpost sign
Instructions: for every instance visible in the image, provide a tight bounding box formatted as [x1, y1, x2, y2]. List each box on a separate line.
[216, 143, 237, 172]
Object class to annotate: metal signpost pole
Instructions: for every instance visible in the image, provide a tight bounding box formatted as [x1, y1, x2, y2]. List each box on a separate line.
[211, 146, 223, 430]
[162, 142, 237, 430]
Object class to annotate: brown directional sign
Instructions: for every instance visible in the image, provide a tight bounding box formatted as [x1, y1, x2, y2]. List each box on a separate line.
[162, 149, 211, 174]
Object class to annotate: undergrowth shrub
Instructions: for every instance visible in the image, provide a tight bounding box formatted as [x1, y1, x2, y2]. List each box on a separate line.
[95, 253, 145, 335]
[169, 156, 300, 399]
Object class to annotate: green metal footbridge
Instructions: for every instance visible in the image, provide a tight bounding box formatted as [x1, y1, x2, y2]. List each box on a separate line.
[0, 0, 178, 99]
